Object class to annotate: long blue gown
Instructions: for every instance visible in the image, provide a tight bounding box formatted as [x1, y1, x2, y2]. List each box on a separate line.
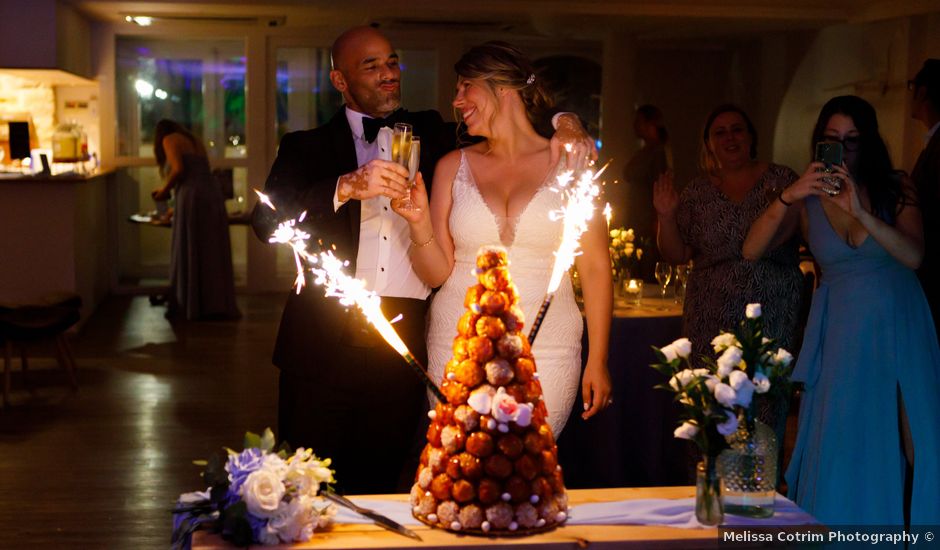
[786, 196, 940, 525]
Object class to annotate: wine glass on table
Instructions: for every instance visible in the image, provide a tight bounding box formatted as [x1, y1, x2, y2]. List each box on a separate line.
[390, 123, 420, 212]
[655, 261, 673, 304]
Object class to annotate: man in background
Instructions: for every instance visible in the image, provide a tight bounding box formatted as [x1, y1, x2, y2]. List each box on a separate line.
[910, 59, 940, 339]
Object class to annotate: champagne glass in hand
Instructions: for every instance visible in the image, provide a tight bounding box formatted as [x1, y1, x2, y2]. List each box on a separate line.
[655, 261, 673, 303]
[391, 124, 419, 212]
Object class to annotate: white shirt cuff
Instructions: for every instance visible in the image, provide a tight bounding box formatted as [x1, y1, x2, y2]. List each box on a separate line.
[333, 177, 346, 212]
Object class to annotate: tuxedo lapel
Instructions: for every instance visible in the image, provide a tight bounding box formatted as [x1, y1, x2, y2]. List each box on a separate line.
[328, 107, 363, 249]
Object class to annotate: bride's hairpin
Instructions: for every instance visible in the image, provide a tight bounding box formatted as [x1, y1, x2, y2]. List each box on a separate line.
[526, 74, 536, 85]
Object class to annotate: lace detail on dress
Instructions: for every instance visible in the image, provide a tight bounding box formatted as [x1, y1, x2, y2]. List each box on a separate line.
[494, 214, 520, 247]
[428, 151, 584, 434]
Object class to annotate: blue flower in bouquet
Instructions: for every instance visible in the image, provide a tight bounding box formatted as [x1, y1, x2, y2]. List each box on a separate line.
[172, 428, 337, 549]
[225, 447, 265, 497]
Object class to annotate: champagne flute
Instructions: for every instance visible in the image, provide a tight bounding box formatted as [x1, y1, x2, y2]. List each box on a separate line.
[675, 263, 691, 304]
[655, 261, 673, 303]
[391, 124, 419, 211]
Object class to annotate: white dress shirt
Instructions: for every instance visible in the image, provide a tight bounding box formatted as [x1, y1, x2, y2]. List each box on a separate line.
[332, 107, 430, 300]
[926, 121, 940, 146]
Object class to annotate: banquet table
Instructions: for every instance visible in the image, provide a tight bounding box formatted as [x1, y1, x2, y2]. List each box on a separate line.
[192, 487, 819, 549]
[558, 290, 690, 488]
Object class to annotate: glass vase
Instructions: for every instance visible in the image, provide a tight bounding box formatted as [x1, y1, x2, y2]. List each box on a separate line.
[695, 456, 724, 526]
[717, 413, 778, 518]
[613, 268, 630, 298]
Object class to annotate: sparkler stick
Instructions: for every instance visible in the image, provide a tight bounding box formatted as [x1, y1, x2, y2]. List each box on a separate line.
[258, 190, 448, 403]
[527, 163, 607, 345]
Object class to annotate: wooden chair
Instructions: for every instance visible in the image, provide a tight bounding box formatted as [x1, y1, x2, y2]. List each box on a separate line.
[0, 294, 81, 408]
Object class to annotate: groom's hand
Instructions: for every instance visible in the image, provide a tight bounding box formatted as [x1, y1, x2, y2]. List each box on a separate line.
[337, 160, 409, 203]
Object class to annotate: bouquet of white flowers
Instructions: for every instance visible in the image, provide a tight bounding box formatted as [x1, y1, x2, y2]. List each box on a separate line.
[608, 227, 643, 278]
[650, 303, 793, 457]
[171, 428, 336, 549]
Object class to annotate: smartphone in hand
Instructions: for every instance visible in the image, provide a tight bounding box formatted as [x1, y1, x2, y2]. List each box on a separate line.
[815, 142, 843, 196]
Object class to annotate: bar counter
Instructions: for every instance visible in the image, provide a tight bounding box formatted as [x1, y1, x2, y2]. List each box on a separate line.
[0, 170, 114, 323]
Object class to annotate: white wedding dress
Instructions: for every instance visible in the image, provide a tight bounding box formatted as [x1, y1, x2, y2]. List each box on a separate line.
[427, 151, 583, 435]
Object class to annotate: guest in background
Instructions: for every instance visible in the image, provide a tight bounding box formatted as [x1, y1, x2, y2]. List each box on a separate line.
[621, 105, 671, 280]
[151, 119, 239, 321]
[744, 95, 940, 525]
[653, 104, 801, 453]
[910, 59, 940, 340]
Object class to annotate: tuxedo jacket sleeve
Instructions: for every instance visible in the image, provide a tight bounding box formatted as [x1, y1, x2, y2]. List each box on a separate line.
[250, 107, 454, 374]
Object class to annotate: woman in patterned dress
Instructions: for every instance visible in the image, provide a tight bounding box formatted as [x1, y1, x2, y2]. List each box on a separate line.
[653, 104, 802, 456]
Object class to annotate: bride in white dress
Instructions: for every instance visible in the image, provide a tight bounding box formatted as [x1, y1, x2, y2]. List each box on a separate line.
[394, 42, 612, 435]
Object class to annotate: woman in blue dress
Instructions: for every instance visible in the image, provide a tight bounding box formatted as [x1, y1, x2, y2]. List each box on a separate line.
[743, 95, 940, 525]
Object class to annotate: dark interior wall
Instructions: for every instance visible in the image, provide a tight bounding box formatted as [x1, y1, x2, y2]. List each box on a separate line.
[633, 47, 734, 189]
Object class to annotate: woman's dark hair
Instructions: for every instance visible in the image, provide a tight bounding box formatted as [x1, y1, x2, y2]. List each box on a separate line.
[454, 41, 554, 130]
[636, 104, 669, 143]
[699, 104, 758, 176]
[811, 95, 904, 224]
[153, 119, 205, 172]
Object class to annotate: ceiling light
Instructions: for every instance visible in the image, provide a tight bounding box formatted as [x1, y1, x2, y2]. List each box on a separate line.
[125, 16, 153, 26]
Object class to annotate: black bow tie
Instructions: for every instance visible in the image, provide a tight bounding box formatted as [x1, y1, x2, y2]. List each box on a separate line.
[362, 109, 406, 143]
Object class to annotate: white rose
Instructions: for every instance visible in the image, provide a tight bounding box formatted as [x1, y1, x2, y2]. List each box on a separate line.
[745, 303, 762, 319]
[609, 229, 619, 239]
[711, 332, 740, 353]
[703, 374, 719, 391]
[660, 344, 679, 362]
[241, 468, 286, 519]
[669, 369, 694, 390]
[717, 346, 743, 378]
[727, 370, 749, 390]
[717, 409, 739, 436]
[624, 228, 635, 242]
[713, 383, 738, 408]
[269, 495, 316, 543]
[753, 372, 771, 394]
[611, 238, 622, 248]
[773, 348, 793, 367]
[468, 386, 494, 415]
[670, 338, 692, 358]
[674, 422, 699, 440]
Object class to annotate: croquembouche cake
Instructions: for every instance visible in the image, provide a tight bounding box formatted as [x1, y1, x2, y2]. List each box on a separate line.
[409, 246, 569, 535]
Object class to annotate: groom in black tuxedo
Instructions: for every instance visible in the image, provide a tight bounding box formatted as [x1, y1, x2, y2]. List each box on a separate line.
[251, 26, 451, 494]
[252, 26, 595, 494]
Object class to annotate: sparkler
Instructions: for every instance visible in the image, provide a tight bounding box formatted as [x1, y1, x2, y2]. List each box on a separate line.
[527, 162, 608, 345]
[258, 190, 448, 403]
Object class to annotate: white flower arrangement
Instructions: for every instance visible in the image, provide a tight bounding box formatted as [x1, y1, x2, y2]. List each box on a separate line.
[609, 227, 644, 277]
[172, 428, 336, 548]
[651, 303, 794, 457]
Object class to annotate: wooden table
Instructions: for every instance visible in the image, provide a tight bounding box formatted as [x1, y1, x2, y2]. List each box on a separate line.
[193, 487, 720, 549]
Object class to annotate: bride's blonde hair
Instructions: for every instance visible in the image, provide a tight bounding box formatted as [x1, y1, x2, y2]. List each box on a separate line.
[454, 41, 554, 130]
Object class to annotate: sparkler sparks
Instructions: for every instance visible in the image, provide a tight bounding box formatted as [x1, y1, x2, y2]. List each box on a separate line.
[527, 163, 608, 344]
[259, 191, 447, 403]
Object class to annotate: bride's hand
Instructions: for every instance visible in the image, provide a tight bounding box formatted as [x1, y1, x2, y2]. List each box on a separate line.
[549, 113, 597, 172]
[391, 172, 430, 224]
[581, 359, 612, 420]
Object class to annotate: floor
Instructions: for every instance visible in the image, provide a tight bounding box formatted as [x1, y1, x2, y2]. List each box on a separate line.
[0, 294, 283, 549]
